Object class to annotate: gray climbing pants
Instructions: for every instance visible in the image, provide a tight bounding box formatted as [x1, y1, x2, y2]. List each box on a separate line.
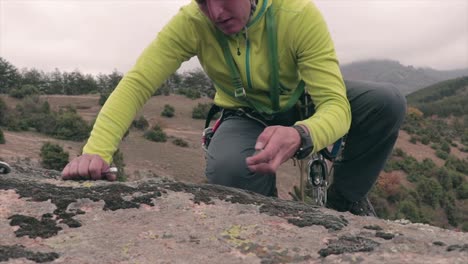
[205, 80, 407, 201]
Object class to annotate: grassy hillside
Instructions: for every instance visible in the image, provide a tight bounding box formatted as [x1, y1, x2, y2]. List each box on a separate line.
[406, 76, 468, 117]
[369, 77, 468, 231]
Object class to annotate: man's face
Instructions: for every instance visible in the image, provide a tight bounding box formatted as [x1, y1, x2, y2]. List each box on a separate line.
[196, 0, 252, 35]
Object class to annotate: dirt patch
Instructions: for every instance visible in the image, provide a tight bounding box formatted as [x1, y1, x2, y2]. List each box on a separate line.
[395, 131, 445, 166]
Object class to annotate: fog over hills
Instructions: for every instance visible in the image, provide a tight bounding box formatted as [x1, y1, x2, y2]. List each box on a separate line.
[340, 60, 468, 95]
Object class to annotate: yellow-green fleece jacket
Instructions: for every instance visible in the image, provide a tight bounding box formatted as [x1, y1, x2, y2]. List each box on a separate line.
[84, 0, 351, 163]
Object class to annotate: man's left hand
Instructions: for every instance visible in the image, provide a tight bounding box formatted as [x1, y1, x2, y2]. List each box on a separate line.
[246, 125, 301, 174]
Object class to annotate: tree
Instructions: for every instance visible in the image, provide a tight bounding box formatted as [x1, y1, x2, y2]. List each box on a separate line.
[178, 68, 214, 98]
[155, 72, 183, 96]
[0, 57, 21, 93]
[63, 70, 98, 95]
[45, 68, 65, 94]
[20, 68, 46, 91]
[97, 70, 123, 105]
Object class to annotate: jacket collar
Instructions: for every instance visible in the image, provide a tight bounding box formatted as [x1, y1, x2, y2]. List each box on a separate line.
[247, 0, 271, 28]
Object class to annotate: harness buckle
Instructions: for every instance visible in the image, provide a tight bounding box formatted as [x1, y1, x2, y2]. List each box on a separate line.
[234, 87, 246, 98]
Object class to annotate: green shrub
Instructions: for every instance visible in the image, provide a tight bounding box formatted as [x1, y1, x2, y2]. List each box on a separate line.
[393, 148, 405, 157]
[144, 125, 167, 142]
[435, 150, 448, 160]
[9, 84, 39, 99]
[440, 141, 451, 153]
[98, 94, 109, 106]
[178, 88, 201, 99]
[172, 138, 188, 147]
[40, 142, 69, 171]
[397, 200, 421, 223]
[462, 222, 468, 232]
[440, 193, 457, 227]
[112, 149, 126, 182]
[0, 97, 7, 126]
[445, 156, 468, 174]
[420, 136, 430, 145]
[409, 137, 417, 144]
[416, 178, 443, 208]
[456, 182, 468, 199]
[132, 116, 149, 130]
[0, 128, 5, 144]
[53, 109, 90, 141]
[192, 103, 212, 119]
[161, 104, 175, 118]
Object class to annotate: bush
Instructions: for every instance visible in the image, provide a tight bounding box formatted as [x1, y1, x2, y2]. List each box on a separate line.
[144, 125, 167, 142]
[440, 141, 451, 153]
[172, 138, 188, 147]
[40, 142, 69, 171]
[112, 149, 127, 182]
[456, 182, 468, 199]
[393, 148, 405, 157]
[9, 84, 39, 99]
[53, 109, 90, 141]
[462, 222, 468, 232]
[0, 97, 7, 126]
[435, 150, 449, 160]
[192, 103, 212, 119]
[178, 88, 201, 99]
[161, 104, 175, 118]
[0, 128, 5, 144]
[397, 200, 421, 223]
[420, 136, 430, 145]
[98, 94, 108, 106]
[416, 178, 443, 208]
[132, 116, 149, 130]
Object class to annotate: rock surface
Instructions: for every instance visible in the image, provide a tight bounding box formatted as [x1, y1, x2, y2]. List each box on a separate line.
[0, 163, 467, 263]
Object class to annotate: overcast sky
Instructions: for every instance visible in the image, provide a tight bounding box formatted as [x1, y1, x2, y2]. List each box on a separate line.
[1, 0, 467, 75]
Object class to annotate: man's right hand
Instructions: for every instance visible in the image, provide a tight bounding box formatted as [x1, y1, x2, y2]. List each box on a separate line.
[61, 154, 116, 181]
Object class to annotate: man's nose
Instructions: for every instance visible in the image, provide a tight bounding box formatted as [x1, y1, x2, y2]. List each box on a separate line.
[207, 1, 225, 21]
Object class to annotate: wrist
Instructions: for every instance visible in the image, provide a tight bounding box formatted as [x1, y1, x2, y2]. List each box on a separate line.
[292, 125, 314, 159]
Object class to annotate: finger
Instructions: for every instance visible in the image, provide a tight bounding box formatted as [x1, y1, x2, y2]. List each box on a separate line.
[68, 159, 80, 179]
[104, 172, 117, 181]
[61, 163, 71, 180]
[255, 126, 277, 150]
[246, 148, 273, 166]
[77, 157, 92, 179]
[89, 155, 107, 180]
[247, 163, 275, 174]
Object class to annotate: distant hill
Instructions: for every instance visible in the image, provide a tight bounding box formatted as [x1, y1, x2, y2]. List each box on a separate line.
[406, 76, 468, 117]
[340, 59, 468, 95]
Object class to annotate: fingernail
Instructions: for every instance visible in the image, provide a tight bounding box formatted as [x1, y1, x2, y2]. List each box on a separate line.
[255, 142, 264, 150]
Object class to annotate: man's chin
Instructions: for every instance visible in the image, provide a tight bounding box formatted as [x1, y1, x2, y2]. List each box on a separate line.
[217, 25, 242, 36]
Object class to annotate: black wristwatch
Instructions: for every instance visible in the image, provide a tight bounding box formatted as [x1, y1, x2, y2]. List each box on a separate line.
[292, 125, 314, 159]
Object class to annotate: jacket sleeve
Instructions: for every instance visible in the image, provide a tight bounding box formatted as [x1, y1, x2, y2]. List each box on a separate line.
[293, 2, 351, 153]
[83, 7, 198, 163]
